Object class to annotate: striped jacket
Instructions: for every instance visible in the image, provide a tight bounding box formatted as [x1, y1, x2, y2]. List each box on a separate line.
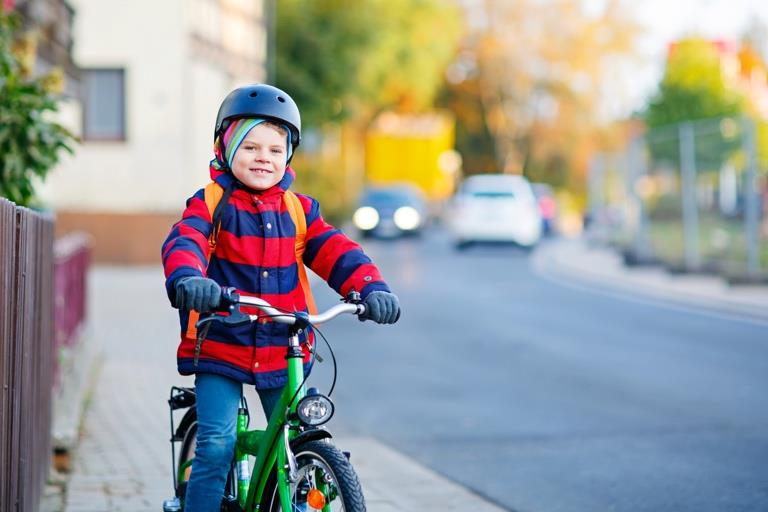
[162, 167, 390, 389]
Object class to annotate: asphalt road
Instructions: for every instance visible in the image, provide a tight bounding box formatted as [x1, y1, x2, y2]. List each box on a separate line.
[307, 229, 768, 512]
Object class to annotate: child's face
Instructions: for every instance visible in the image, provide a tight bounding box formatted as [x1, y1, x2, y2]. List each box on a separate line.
[231, 123, 287, 190]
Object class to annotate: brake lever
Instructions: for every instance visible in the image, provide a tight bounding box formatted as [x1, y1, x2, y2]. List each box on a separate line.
[220, 310, 251, 327]
[194, 286, 252, 329]
[194, 309, 251, 329]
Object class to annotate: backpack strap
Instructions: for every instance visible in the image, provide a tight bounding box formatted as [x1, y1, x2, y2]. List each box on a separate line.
[205, 181, 236, 253]
[185, 180, 233, 342]
[283, 190, 317, 315]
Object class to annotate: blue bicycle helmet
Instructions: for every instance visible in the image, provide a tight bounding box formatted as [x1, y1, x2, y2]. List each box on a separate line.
[214, 84, 301, 160]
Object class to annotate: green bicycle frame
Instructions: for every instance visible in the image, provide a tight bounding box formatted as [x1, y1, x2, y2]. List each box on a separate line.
[175, 296, 366, 512]
[237, 329, 309, 511]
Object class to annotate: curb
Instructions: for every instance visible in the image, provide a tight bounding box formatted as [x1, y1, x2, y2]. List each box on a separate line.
[338, 437, 508, 512]
[531, 238, 768, 323]
[51, 328, 102, 466]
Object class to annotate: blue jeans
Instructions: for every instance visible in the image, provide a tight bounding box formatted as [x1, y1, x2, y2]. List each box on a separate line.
[184, 373, 283, 512]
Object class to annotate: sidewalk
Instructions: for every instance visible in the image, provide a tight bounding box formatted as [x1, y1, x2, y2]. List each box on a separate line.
[55, 239, 767, 512]
[55, 266, 505, 512]
[531, 237, 768, 322]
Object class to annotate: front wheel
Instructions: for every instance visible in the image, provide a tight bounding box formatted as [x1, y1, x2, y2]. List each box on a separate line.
[259, 440, 366, 512]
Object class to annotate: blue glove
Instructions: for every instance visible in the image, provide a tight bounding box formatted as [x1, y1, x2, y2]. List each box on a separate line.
[174, 277, 221, 313]
[359, 291, 400, 324]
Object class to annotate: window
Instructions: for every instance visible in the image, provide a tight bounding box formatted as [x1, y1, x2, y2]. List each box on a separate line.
[82, 68, 126, 141]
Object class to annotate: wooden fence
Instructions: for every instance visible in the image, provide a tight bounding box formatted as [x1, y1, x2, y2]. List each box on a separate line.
[0, 198, 55, 512]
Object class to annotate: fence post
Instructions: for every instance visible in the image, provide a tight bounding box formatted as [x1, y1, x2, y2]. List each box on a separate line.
[628, 136, 652, 262]
[587, 153, 606, 241]
[743, 117, 760, 278]
[679, 122, 700, 270]
[0, 198, 16, 512]
[0, 200, 55, 512]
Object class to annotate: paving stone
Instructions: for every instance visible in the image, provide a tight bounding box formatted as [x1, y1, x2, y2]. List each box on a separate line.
[62, 266, 506, 512]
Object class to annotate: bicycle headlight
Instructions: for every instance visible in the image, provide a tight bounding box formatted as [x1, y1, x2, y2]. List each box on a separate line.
[296, 394, 335, 426]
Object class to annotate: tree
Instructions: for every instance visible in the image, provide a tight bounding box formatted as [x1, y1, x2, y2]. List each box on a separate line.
[437, 71, 497, 175]
[0, 12, 75, 207]
[274, 0, 462, 128]
[353, 0, 462, 115]
[644, 38, 746, 168]
[273, 0, 462, 220]
[446, 0, 642, 193]
[646, 38, 744, 127]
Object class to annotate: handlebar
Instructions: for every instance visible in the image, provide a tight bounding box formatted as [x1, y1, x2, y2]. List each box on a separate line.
[196, 287, 366, 330]
[234, 294, 365, 325]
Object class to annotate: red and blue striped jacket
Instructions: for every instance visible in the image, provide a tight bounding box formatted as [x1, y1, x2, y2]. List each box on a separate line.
[162, 166, 390, 389]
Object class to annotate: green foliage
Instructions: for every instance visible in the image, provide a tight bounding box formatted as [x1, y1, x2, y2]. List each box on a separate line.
[645, 38, 744, 126]
[274, 0, 463, 128]
[354, 0, 462, 113]
[644, 38, 745, 168]
[0, 12, 75, 206]
[275, 0, 375, 125]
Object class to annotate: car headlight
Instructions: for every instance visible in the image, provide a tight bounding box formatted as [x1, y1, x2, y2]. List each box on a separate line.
[393, 206, 421, 230]
[296, 393, 335, 426]
[353, 207, 379, 230]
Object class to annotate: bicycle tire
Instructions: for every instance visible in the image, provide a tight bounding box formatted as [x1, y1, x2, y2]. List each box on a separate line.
[175, 407, 239, 511]
[175, 408, 197, 500]
[259, 439, 366, 512]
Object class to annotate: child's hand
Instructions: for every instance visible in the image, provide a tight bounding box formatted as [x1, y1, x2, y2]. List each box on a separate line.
[359, 291, 400, 324]
[174, 277, 221, 312]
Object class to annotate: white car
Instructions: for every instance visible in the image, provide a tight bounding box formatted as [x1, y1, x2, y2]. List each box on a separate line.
[448, 174, 543, 249]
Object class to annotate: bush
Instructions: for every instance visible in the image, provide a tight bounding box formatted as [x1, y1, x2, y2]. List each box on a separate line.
[0, 11, 76, 206]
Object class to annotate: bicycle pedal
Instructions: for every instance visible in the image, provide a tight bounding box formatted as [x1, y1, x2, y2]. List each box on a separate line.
[162, 497, 182, 512]
[343, 451, 351, 460]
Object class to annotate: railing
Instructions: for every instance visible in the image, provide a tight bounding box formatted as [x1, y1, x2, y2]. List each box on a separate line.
[53, 233, 90, 392]
[0, 197, 55, 512]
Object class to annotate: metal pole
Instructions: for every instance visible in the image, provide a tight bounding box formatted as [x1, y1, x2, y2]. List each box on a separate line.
[266, 0, 277, 83]
[679, 122, 700, 270]
[586, 154, 607, 242]
[629, 136, 651, 261]
[743, 117, 760, 278]
[587, 154, 604, 222]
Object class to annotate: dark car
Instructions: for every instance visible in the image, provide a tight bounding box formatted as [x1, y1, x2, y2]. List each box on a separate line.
[352, 184, 427, 238]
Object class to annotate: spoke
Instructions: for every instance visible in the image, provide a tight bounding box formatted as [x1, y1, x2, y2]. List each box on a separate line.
[287, 452, 348, 511]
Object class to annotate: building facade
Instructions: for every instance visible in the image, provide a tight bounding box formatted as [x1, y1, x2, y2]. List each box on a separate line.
[38, 0, 268, 262]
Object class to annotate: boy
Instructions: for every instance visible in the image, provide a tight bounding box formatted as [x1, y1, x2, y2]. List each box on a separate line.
[161, 83, 399, 512]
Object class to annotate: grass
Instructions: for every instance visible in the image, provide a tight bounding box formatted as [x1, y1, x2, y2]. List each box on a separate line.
[644, 213, 768, 277]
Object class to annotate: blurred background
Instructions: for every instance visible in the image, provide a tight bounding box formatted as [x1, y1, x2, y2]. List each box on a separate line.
[3, 0, 768, 273]
[3, 1, 768, 512]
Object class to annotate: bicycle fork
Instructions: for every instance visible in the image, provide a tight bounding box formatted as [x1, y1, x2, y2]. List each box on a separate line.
[236, 406, 251, 507]
[276, 331, 306, 511]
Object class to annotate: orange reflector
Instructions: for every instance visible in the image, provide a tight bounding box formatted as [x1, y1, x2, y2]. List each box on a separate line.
[307, 488, 326, 509]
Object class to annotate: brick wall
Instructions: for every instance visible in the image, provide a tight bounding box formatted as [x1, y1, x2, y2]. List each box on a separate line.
[55, 211, 182, 265]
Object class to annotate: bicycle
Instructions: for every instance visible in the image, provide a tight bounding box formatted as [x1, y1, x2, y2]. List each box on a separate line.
[162, 287, 368, 512]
